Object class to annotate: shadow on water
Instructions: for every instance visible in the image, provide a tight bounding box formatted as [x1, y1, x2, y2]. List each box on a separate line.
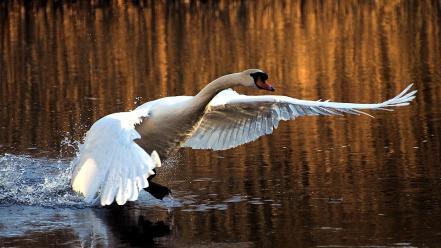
[0, 204, 173, 247]
[97, 205, 172, 247]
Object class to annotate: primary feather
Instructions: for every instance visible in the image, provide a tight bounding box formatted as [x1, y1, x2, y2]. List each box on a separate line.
[182, 84, 416, 150]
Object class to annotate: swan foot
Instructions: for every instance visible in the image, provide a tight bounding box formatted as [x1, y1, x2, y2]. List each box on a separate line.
[144, 182, 171, 200]
[144, 169, 171, 200]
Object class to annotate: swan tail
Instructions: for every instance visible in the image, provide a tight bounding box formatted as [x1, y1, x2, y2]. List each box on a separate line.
[71, 112, 160, 206]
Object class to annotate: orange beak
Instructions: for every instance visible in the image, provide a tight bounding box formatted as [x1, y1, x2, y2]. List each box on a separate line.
[256, 79, 275, 91]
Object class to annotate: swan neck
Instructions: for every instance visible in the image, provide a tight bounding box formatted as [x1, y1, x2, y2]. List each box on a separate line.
[194, 73, 240, 107]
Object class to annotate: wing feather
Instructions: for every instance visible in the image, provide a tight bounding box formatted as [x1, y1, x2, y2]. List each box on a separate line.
[182, 85, 416, 150]
[71, 111, 160, 206]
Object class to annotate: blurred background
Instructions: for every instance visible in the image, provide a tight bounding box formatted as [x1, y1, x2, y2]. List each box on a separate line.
[0, 1, 440, 247]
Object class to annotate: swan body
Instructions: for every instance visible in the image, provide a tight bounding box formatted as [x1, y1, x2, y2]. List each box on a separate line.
[71, 69, 416, 206]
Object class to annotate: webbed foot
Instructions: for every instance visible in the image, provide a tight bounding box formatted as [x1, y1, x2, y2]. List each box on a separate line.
[144, 181, 171, 200]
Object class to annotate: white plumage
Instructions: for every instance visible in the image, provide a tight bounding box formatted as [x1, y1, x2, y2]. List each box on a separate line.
[71, 110, 158, 206]
[71, 69, 416, 206]
[183, 84, 416, 150]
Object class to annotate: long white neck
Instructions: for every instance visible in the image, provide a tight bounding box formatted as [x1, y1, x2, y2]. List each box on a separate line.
[193, 73, 242, 108]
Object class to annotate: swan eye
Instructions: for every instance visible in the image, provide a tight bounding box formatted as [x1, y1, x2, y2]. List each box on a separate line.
[250, 72, 268, 82]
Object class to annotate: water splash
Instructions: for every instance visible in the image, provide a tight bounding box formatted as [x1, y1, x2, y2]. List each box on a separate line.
[0, 151, 188, 209]
[59, 132, 82, 159]
[134, 96, 143, 106]
[0, 154, 84, 207]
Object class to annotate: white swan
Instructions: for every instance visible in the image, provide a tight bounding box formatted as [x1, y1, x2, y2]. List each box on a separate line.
[71, 69, 416, 206]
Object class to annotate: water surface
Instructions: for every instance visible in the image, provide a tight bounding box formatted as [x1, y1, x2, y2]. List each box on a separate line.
[1, 1, 441, 247]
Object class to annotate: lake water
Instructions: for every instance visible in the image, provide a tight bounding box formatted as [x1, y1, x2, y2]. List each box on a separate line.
[1, 1, 440, 247]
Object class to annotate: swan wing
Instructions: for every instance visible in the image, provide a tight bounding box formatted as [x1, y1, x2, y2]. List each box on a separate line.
[182, 84, 416, 150]
[71, 110, 161, 206]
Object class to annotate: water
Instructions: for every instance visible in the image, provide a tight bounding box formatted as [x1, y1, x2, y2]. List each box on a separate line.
[1, 1, 441, 247]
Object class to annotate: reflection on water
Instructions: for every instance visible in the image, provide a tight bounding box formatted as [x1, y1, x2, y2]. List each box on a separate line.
[0, 204, 172, 247]
[0, 1, 441, 247]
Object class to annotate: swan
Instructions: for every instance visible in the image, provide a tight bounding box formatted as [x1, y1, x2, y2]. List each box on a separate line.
[71, 69, 416, 206]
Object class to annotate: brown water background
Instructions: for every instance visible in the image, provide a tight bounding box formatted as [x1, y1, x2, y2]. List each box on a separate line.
[0, 1, 440, 247]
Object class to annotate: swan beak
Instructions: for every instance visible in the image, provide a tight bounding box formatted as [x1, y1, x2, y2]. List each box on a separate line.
[256, 79, 275, 91]
[262, 82, 275, 92]
[267, 84, 275, 92]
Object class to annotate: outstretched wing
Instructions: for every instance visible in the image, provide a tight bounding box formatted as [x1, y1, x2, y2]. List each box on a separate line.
[182, 84, 416, 150]
[71, 110, 161, 206]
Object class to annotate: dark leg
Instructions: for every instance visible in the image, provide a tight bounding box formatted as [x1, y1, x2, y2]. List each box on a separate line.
[144, 169, 171, 200]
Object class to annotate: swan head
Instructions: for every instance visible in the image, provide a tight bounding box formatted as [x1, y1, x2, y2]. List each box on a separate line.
[240, 69, 275, 92]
